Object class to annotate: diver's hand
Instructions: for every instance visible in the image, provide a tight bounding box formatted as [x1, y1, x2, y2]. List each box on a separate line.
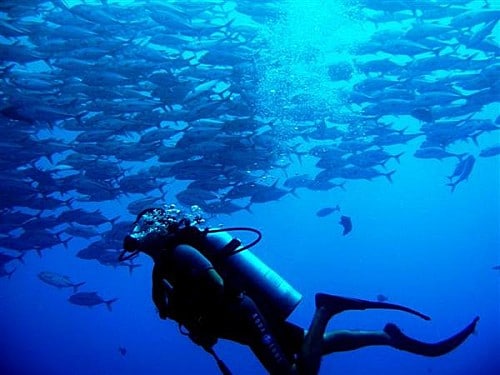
[189, 330, 218, 349]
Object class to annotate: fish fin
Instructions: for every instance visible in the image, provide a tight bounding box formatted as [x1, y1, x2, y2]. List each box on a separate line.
[289, 187, 300, 199]
[7, 268, 16, 279]
[109, 215, 121, 225]
[16, 252, 25, 264]
[61, 237, 71, 249]
[385, 170, 396, 183]
[74, 111, 88, 125]
[72, 282, 86, 293]
[243, 202, 253, 214]
[394, 152, 404, 164]
[446, 181, 458, 193]
[469, 134, 480, 146]
[105, 298, 119, 312]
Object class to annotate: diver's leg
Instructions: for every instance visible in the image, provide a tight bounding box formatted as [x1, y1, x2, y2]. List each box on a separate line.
[321, 330, 391, 353]
[296, 305, 331, 375]
[297, 293, 384, 374]
[297, 292, 410, 374]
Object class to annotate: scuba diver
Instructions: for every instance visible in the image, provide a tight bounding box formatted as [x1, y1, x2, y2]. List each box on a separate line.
[121, 206, 479, 375]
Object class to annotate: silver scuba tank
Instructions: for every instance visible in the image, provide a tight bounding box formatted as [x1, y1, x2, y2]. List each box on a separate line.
[200, 231, 303, 320]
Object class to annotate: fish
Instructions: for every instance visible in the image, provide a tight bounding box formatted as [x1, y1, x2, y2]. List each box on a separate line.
[410, 107, 433, 122]
[339, 215, 352, 236]
[118, 346, 127, 356]
[249, 183, 291, 204]
[38, 272, 86, 293]
[127, 196, 163, 215]
[316, 205, 341, 217]
[492, 265, 500, 271]
[447, 155, 476, 192]
[376, 294, 389, 302]
[448, 155, 471, 181]
[414, 147, 465, 161]
[479, 145, 500, 158]
[68, 292, 118, 311]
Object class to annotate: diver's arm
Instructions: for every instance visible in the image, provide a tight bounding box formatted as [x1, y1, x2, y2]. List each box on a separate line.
[152, 263, 171, 319]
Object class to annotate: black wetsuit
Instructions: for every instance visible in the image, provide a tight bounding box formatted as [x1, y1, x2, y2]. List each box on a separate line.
[151, 242, 304, 374]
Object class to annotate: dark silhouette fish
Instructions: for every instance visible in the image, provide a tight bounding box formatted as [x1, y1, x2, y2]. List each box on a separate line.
[447, 155, 475, 192]
[339, 215, 352, 236]
[316, 204, 340, 217]
[376, 294, 389, 302]
[492, 265, 500, 271]
[38, 271, 86, 293]
[68, 292, 118, 311]
[118, 346, 127, 356]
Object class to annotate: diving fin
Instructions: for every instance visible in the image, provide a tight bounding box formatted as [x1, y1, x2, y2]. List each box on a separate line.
[315, 293, 431, 321]
[384, 316, 480, 356]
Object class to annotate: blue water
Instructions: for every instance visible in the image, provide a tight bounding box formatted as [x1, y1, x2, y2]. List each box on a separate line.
[1, 0, 499, 374]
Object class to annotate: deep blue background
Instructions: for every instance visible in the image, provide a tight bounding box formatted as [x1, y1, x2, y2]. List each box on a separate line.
[1, 0, 499, 374]
[2, 129, 499, 375]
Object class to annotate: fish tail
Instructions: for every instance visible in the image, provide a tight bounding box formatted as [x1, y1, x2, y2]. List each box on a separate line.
[61, 237, 71, 249]
[385, 170, 396, 183]
[7, 268, 16, 279]
[64, 197, 75, 208]
[289, 187, 300, 199]
[16, 252, 25, 264]
[109, 215, 121, 225]
[105, 298, 118, 312]
[470, 133, 480, 146]
[72, 282, 86, 293]
[74, 111, 88, 125]
[446, 181, 458, 193]
[394, 152, 404, 164]
[243, 202, 253, 214]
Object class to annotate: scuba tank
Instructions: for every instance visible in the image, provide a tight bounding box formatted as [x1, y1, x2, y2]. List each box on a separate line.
[199, 230, 303, 320]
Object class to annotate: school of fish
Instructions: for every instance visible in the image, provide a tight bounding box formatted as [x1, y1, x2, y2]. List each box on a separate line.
[0, 0, 499, 303]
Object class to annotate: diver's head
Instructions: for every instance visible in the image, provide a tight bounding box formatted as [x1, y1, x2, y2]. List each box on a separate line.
[123, 206, 181, 255]
[121, 205, 204, 260]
